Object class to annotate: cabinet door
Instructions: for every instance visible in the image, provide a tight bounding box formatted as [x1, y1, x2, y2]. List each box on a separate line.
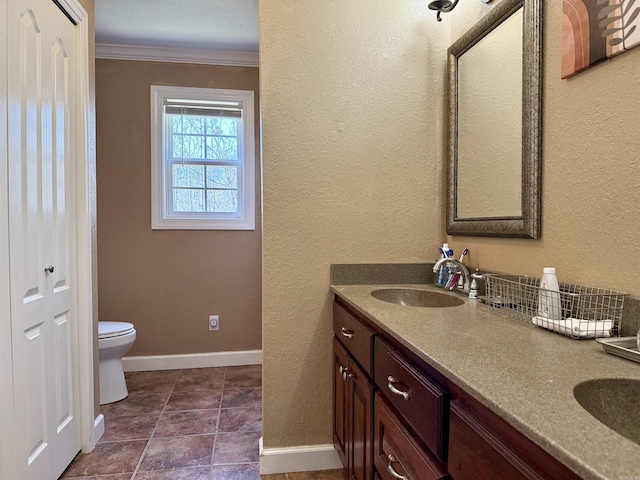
[349, 359, 373, 480]
[449, 402, 541, 480]
[334, 337, 351, 469]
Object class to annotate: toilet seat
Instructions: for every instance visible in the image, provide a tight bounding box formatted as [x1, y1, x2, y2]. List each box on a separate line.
[99, 321, 135, 340]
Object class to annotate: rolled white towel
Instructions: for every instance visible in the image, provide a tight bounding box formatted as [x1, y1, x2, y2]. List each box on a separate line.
[532, 316, 613, 338]
[566, 318, 613, 338]
[532, 316, 563, 333]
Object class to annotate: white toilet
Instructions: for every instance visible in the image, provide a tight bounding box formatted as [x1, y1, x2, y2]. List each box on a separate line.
[98, 321, 136, 405]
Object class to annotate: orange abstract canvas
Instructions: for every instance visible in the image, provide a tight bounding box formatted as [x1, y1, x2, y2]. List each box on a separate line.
[562, 0, 640, 78]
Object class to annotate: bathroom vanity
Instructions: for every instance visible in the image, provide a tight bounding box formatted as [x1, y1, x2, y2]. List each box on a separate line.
[332, 284, 640, 480]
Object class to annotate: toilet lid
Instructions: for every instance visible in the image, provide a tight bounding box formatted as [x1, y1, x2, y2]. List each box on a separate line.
[99, 321, 135, 339]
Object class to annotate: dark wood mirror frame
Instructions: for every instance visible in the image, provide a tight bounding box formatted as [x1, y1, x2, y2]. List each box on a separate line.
[446, 0, 542, 238]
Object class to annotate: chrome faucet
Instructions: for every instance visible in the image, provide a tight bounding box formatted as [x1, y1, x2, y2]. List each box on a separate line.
[433, 258, 471, 294]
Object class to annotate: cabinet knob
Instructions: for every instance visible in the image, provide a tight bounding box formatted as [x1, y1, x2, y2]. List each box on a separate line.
[44, 265, 55, 274]
[386, 454, 408, 480]
[387, 376, 410, 400]
[340, 366, 352, 381]
[340, 327, 354, 339]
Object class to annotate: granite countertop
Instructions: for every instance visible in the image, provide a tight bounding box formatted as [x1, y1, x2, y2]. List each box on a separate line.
[331, 283, 640, 480]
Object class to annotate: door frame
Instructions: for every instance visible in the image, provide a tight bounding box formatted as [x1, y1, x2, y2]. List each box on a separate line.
[61, 0, 99, 455]
[0, 0, 96, 476]
[0, 0, 15, 477]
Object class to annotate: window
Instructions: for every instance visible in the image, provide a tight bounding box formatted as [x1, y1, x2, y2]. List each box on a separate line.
[151, 85, 255, 230]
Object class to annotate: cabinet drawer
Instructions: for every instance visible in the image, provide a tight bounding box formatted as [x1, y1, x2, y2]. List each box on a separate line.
[449, 401, 541, 480]
[374, 393, 448, 480]
[374, 337, 449, 462]
[334, 302, 374, 375]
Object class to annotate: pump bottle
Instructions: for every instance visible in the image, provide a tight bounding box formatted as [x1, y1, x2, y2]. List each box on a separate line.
[538, 267, 561, 320]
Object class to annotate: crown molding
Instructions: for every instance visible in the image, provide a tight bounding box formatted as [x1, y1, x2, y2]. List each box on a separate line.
[95, 43, 259, 67]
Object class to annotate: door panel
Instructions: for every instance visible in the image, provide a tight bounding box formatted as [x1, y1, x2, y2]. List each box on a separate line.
[46, 3, 81, 476]
[9, 3, 52, 477]
[16, 7, 44, 304]
[54, 311, 71, 427]
[7, 1, 81, 478]
[24, 322, 48, 469]
[51, 35, 72, 295]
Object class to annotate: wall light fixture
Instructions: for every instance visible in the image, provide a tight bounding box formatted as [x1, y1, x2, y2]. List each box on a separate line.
[428, 0, 493, 22]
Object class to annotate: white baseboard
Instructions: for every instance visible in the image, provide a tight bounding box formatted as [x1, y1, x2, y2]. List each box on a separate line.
[92, 414, 104, 449]
[259, 437, 343, 474]
[122, 350, 262, 372]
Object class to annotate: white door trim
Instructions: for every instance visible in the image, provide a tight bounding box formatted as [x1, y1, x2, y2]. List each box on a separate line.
[0, 0, 18, 477]
[61, 0, 98, 453]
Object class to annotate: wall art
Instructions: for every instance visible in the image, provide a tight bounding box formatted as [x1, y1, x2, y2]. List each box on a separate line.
[562, 0, 640, 78]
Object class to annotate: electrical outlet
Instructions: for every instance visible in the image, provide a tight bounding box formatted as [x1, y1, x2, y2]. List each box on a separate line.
[209, 315, 219, 331]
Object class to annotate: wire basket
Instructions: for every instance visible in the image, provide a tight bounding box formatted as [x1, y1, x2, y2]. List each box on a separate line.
[484, 274, 627, 339]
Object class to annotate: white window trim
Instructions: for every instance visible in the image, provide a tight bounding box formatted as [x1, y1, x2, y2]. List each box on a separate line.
[150, 85, 255, 230]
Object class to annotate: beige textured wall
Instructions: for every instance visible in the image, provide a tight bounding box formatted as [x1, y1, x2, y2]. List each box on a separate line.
[260, 1, 447, 448]
[96, 60, 261, 356]
[448, 0, 640, 297]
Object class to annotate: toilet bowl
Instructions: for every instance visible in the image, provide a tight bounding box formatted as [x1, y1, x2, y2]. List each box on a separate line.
[98, 321, 136, 405]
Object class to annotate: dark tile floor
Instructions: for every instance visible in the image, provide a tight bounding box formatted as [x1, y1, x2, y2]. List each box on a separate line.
[59, 365, 344, 480]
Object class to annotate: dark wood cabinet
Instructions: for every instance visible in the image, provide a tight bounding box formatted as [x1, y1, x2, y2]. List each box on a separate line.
[350, 357, 373, 480]
[334, 302, 374, 375]
[333, 298, 581, 480]
[374, 338, 449, 463]
[374, 393, 449, 480]
[334, 337, 350, 468]
[333, 306, 375, 480]
[449, 401, 539, 480]
[448, 400, 580, 480]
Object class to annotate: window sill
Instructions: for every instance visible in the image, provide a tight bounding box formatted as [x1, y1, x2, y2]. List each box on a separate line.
[151, 217, 255, 231]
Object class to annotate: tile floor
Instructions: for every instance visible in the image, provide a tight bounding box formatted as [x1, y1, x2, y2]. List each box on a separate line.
[60, 365, 344, 480]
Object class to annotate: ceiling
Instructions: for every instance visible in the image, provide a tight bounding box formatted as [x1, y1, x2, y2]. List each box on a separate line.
[95, 0, 259, 52]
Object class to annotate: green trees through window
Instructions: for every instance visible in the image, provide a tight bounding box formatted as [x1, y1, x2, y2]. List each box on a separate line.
[169, 115, 240, 213]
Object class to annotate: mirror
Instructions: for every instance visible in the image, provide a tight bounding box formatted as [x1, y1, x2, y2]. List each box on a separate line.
[447, 0, 542, 238]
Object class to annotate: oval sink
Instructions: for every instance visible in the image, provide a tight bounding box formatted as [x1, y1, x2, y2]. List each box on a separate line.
[370, 288, 464, 308]
[573, 378, 640, 445]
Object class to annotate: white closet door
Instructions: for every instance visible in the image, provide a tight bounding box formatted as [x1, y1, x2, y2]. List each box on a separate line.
[7, 0, 81, 478]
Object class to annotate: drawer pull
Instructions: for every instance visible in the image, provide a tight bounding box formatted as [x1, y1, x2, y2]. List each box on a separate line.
[339, 365, 352, 381]
[340, 327, 354, 339]
[387, 376, 410, 400]
[386, 454, 408, 480]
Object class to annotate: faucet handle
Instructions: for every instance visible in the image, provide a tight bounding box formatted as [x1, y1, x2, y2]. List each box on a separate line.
[471, 268, 484, 279]
[469, 269, 482, 299]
